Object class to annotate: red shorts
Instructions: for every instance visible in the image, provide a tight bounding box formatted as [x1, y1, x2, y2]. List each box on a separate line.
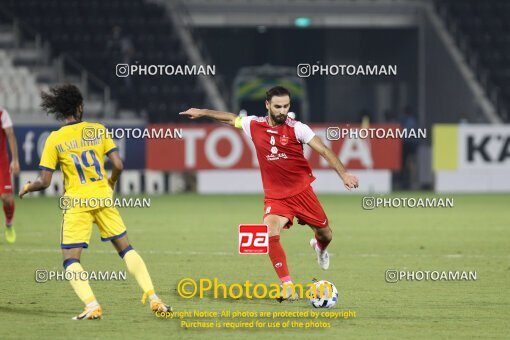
[0, 162, 13, 194]
[263, 186, 328, 229]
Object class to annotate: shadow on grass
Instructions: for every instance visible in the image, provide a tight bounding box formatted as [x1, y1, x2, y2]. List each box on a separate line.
[0, 305, 69, 317]
[171, 287, 313, 308]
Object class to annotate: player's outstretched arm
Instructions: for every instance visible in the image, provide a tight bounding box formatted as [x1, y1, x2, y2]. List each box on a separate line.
[179, 108, 237, 126]
[107, 150, 124, 189]
[307, 136, 359, 191]
[18, 170, 53, 198]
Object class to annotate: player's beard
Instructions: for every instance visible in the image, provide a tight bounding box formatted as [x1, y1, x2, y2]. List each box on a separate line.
[269, 109, 287, 125]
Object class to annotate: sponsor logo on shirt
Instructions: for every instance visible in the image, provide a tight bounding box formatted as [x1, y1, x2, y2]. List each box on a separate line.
[266, 153, 288, 161]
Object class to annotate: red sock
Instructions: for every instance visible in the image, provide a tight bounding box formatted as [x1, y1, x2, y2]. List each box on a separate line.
[268, 235, 291, 283]
[315, 235, 330, 251]
[3, 200, 15, 225]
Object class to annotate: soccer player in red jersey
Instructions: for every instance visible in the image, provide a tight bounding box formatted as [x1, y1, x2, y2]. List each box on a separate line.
[180, 86, 359, 300]
[0, 107, 20, 243]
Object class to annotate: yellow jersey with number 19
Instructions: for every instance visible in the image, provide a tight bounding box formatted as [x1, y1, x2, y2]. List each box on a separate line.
[39, 121, 117, 213]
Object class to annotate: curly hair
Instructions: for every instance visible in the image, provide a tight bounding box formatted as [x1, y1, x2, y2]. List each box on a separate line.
[40, 84, 83, 120]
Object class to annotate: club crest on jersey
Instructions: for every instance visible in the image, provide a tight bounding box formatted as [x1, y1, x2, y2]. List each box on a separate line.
[280, 135, 289, 145]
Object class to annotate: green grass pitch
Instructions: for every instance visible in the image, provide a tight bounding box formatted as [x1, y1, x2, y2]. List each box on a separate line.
[0, 193, 508, 339]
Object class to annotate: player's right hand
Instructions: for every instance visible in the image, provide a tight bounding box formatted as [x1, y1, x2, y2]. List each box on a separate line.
[341, 173, 359, 191]
[179, 108, 204, 120]
[10, 160, 20, 176]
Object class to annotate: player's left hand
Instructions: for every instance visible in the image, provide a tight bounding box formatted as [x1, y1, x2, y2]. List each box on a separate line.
[342, 173, 359, 190]
[108, 178, 116, 190]
[10, 160, 20, 176]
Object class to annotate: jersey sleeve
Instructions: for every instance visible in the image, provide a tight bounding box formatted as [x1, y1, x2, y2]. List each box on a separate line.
[102, 125, 118, 155]
[1, 108, 13, 129]
[235, 115, 256, 139]
[295, 121, 315, 144]
[39, 133, 58, 172]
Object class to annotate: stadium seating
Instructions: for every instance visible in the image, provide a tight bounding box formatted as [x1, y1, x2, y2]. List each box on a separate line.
[3, 0, 205, 121]
[436, 0, 510, 120]
[0, 38, 47, 114]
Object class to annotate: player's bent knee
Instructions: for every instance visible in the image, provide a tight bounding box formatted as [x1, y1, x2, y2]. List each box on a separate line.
[325, 227, 333, 241]
[264, 215, 287, 237]
[317, 226, 333, 242]
[1, 194, 13, 204]
[111, 234, 130, 252]
[268, 225, 280, 237]
[265, 219, 282, 236]
[62, 247, 83, 261]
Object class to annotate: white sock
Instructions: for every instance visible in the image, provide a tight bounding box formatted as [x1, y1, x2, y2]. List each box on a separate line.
[86, 300, 99, 308]
[149, 294, 159, 301]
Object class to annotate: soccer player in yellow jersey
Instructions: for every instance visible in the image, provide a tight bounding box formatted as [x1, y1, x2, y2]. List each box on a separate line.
[18, 84, 171, 320]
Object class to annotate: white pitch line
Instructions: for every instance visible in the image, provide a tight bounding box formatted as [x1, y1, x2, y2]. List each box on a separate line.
[0, 248, 507, 258]
[0, 247, 236, 256]
[0, 248, 332, 257]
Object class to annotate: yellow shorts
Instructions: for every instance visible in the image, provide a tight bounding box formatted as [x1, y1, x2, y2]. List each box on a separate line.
[60, 207, 127, 249]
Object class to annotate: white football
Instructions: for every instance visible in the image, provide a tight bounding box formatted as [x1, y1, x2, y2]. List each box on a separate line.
[308, 280, 338, 308]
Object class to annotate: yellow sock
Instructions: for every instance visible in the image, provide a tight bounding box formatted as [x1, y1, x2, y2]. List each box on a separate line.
[66, 262, 96, 305]
[123, 250, 155, 302]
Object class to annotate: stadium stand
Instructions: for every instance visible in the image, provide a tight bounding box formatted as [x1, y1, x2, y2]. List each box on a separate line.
[436, 0, 510, 121]
[0, 8, 112, 120]
[0, 49, 43, 113]
[3, 0, 205, 121]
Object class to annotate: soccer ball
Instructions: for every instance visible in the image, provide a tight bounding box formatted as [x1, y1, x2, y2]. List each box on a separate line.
[308, 280, 338, 308]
